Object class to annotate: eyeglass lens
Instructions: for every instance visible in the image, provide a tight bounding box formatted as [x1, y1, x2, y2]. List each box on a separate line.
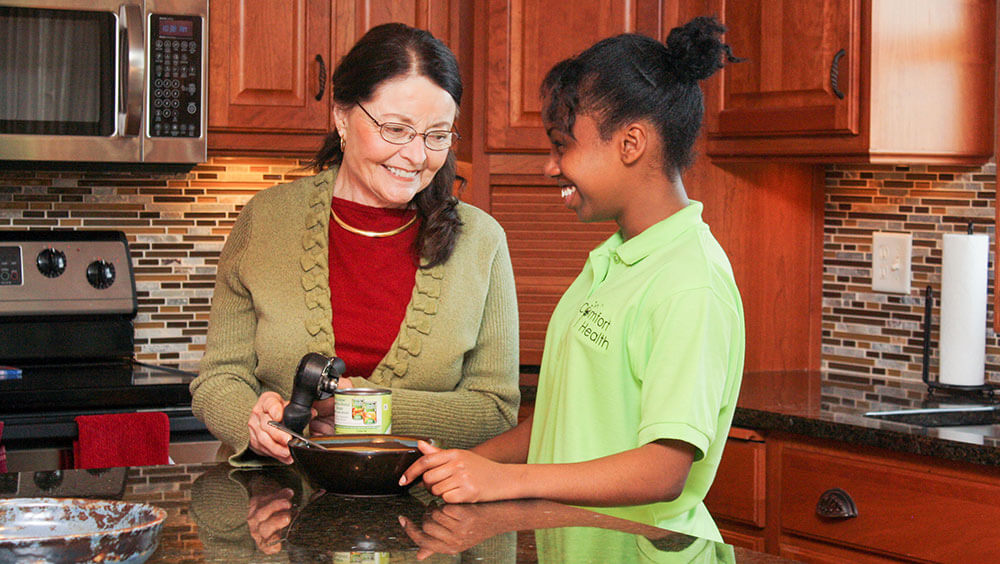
[357, 103, 457, 150]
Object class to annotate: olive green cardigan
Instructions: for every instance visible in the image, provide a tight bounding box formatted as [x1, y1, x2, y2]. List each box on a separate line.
[191, 168, 520, 465]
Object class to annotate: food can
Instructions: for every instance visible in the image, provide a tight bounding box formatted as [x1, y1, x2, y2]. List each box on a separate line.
[333, 552, 389, 564]
[334, 388, 392, 434]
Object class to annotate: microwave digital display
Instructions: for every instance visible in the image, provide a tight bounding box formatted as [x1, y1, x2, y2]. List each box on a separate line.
[158, 18, 193, 38]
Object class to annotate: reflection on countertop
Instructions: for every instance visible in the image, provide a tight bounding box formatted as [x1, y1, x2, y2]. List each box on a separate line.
[733, 371, 1000, 466]
[1, 463, 800, 564]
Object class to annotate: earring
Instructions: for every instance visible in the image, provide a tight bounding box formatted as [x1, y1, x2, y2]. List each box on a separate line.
[339, 133, 346, 151]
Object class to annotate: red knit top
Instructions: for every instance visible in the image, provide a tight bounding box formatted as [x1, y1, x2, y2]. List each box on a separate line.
[328, 197, 420, 378]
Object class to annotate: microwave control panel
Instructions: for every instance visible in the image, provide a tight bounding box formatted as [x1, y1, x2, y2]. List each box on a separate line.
[148, 14, 203, 138]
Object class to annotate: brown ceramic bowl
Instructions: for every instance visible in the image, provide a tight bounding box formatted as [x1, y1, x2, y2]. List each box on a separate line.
[289, 434, 435, 497]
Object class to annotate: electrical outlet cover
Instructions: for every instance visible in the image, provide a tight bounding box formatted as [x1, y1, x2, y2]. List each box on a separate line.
[872, 231, 912, 294]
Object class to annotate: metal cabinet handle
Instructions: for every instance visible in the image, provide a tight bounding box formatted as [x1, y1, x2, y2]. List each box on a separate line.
[315, 55, 327, 101]
[816, 487, 858, 519]
[830, 49, 846, 99]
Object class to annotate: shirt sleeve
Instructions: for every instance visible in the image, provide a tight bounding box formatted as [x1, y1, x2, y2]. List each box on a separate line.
[190, 198, 264, 462]
[632, 286, 741, 460]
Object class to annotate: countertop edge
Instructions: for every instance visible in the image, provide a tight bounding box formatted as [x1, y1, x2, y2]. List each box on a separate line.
[733, 407, 1000, 467]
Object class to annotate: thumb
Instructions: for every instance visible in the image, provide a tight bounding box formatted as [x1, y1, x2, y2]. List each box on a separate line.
[417, 440, 441, 455]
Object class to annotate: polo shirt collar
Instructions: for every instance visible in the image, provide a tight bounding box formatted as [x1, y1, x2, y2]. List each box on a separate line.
[611, 200, 705, 266]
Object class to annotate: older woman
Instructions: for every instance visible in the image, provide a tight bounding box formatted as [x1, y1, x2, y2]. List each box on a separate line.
[191, 23, 519, 466]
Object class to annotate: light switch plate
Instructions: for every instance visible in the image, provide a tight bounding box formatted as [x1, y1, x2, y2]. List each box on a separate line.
[872, 231, 912, 294]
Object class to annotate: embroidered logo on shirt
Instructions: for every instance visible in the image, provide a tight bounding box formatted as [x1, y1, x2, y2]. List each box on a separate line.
[577, 301, 612, 351]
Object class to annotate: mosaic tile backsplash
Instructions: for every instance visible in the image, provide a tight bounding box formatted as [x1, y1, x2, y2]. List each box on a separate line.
[2, 158, 996, 407]
[0, 157, 310, 368]
[823, 162, 998, 412]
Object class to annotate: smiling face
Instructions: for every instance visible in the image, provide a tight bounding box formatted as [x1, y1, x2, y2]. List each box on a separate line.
[333, 74, 458, 208]
[543, 113, 627, 225]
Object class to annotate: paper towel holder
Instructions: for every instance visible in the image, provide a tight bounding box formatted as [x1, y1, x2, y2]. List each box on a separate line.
[921, 285, 997, 398]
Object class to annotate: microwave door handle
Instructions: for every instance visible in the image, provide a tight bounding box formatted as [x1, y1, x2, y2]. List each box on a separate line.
[119, 3, 144, 137]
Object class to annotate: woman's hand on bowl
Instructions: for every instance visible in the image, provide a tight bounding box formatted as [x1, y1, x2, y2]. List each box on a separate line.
[248, 391, 294, 464]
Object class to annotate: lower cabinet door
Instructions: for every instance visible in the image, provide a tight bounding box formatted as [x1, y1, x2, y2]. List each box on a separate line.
[779, 441, 1000, 562]
[718, 523, 765, 552]
[779, 537, 916, 564]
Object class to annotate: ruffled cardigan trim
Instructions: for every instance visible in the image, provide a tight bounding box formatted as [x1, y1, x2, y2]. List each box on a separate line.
[299, 167, 442, 382]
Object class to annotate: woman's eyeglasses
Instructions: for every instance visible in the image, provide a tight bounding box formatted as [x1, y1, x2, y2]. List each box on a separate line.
[356, 103, 459, 151]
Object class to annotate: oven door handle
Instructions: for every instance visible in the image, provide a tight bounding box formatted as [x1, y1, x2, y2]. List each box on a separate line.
[119, 3, 144, 137]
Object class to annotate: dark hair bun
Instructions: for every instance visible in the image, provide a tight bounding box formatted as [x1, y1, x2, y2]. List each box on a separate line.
[664, 16, 741, 83]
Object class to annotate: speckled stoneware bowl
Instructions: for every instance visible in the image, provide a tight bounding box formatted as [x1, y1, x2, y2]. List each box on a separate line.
[290, 434, 436, 497]
[0, 497, 166, 564]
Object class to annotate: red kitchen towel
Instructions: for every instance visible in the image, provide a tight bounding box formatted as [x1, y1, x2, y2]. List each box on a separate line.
[73, 412, 170, 469]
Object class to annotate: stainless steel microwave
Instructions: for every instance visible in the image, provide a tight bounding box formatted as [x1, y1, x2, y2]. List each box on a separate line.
[0, 0, 207, 164]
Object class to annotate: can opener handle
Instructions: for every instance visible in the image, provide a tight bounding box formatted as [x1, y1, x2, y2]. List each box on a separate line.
[281, 352, 347, 434]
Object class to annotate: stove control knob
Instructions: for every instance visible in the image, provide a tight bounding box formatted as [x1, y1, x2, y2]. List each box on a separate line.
[36, 248, 67, 278]
[86, 260, 116, 289]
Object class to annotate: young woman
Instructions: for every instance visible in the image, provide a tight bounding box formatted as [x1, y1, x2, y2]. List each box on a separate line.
[191, 23, 519, 467]
[401, 16, 745, 542]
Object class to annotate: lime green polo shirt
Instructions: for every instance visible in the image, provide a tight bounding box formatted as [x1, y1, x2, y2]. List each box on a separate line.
[527, 201, 745, 541]
[535, 526, 736, 563]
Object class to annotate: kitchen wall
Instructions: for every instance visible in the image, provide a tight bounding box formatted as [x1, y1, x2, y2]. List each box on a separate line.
[0, 157, 309, 369]
[822, 161, 998, 412]
[2, 158, 996, 397]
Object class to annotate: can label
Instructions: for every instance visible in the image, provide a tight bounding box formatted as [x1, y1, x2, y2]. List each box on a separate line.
[334, 388, 391, 434]
[333, 552, 389, 564]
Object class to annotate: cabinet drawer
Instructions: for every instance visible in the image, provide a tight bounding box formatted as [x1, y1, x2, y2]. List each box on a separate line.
[780, 443, 1000, 562]
[704, 428, 765, 527]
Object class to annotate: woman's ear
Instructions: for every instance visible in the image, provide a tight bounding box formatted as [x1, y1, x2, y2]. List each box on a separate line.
[332, 104, 349, 136]
[620, 122, 648, 165]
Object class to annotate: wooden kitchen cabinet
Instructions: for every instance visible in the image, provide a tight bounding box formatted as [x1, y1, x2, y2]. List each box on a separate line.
[483, 0, 660, 152]
[777, 437, 1000, 563]
[706, 0, 995, 164]
[208, 0, 332, 155]
[704, 427, 767, 551]
[717, 429, 1000, 562]
[478, 0, 825, 370]
[209, 0, 466, 156]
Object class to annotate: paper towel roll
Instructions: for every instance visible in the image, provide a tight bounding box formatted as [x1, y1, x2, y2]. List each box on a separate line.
[939, 232, 989, 387]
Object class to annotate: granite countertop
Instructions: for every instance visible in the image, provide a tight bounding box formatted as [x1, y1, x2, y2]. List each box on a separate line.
[0, 463, 798, 564]
[732, 371, 1000, 467]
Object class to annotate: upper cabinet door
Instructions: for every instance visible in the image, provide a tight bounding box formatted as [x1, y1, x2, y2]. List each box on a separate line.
[707, 0, 995, 164]
[714, 0, 860, 137]
[209, 0, 331, 132]
[485, 0, 640, 152]
[333, 0, 459, 61]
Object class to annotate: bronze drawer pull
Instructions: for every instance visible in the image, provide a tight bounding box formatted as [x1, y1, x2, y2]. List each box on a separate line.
[816, 488, 858, 519]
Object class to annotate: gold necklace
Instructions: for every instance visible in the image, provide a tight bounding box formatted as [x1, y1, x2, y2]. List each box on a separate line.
[330, 208, 417, 238]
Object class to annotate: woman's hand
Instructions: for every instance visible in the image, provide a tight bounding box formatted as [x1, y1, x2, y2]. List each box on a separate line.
[246, 484, 295, 554]
[247, 391, 294, 464]
[400, 441, 521, 503]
